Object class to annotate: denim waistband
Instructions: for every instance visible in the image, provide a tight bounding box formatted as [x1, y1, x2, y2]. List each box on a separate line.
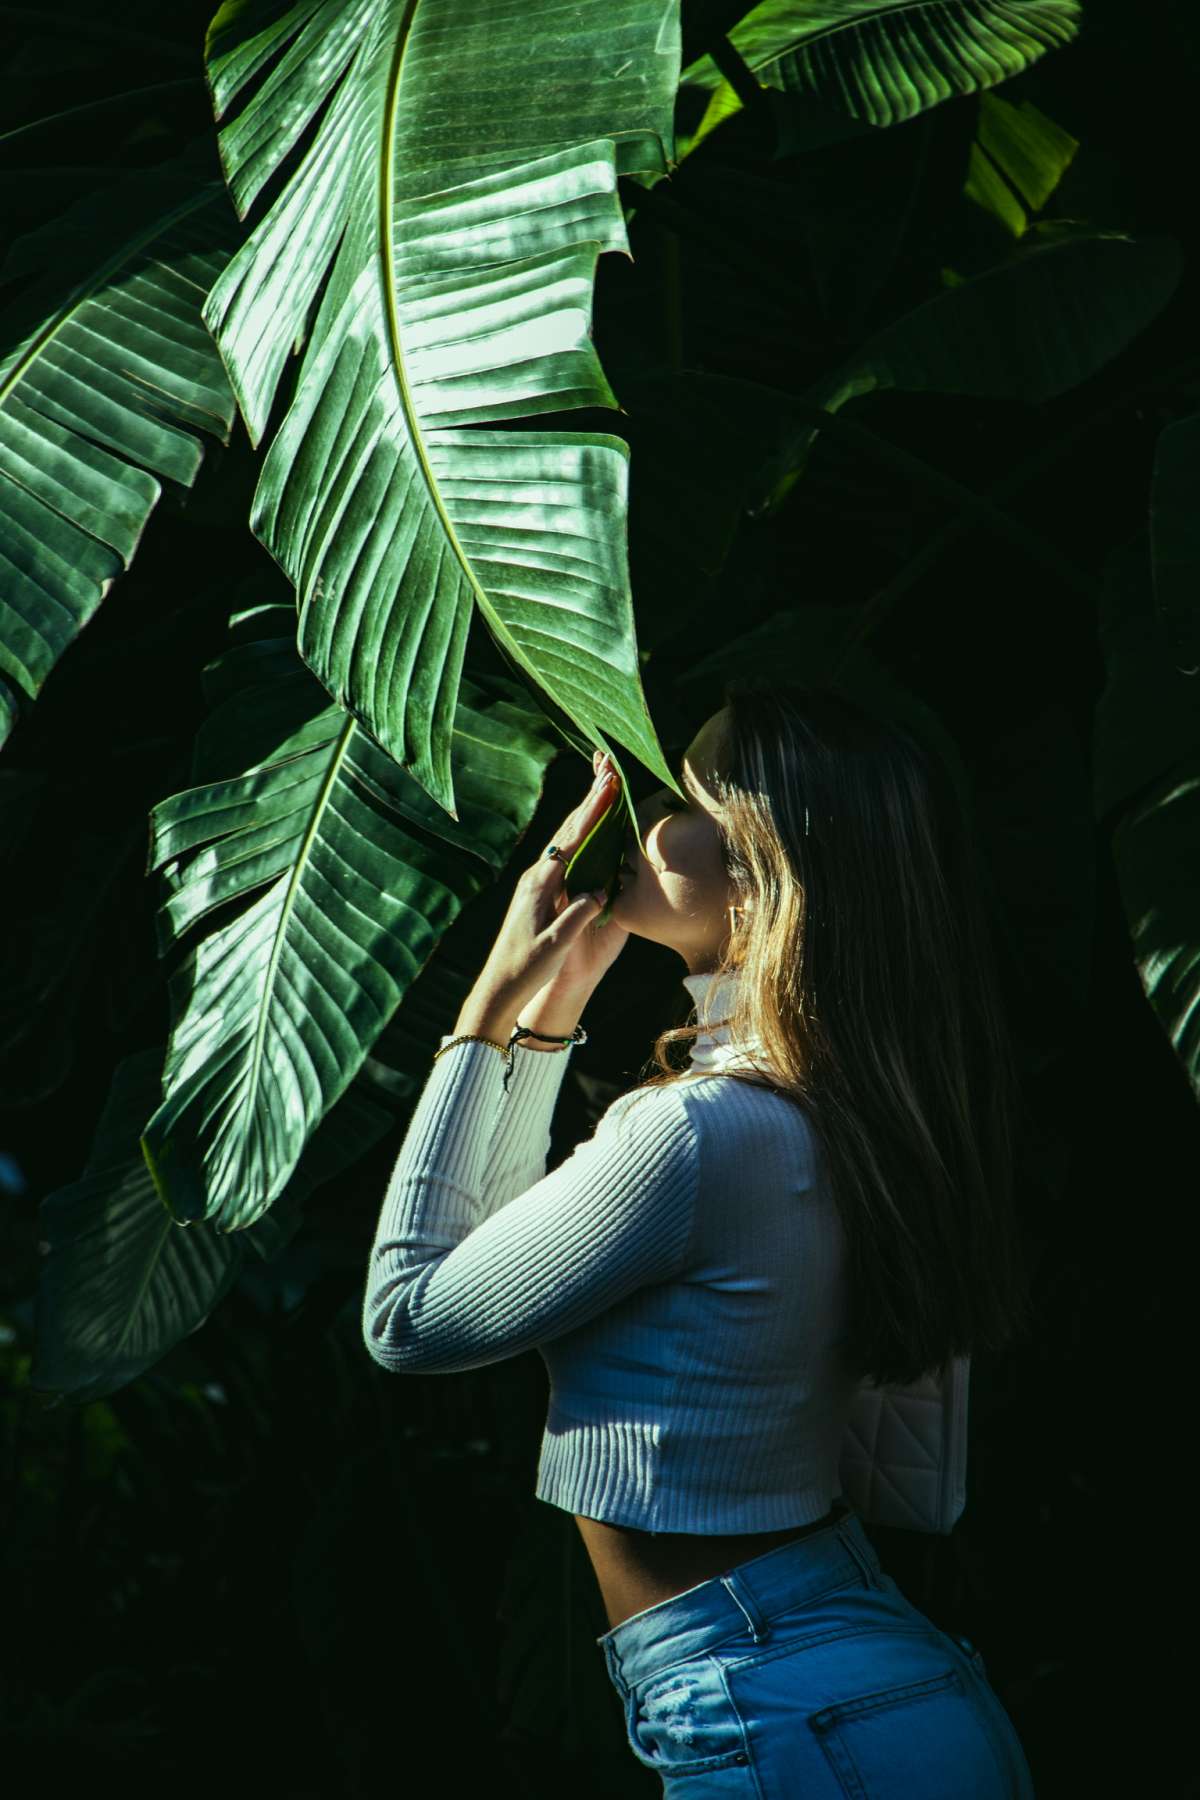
[597, 1499, 883, 1694]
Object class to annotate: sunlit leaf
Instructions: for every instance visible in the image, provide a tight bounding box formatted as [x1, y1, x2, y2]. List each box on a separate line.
[202, 0, 682, 818]
[141, 605, 559, 1228]
[0, 152, 237, 747]
[964, 92, 1078, 235]
[680, 0, 1081, 138]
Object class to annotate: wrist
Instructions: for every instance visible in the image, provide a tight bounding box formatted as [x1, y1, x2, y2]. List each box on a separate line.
[520, 979, 592, 1038]
[452, 1004, 517, 1045]
[449, 1003, 576, 1043]
[452, 985, 592, 1051]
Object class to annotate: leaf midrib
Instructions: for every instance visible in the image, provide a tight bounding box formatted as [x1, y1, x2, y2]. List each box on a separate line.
[376, 1, 585, 711]
[244, 713, 357, 1111]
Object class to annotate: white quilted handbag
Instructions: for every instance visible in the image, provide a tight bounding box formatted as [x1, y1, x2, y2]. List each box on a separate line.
[836, 1353, 970, 1534]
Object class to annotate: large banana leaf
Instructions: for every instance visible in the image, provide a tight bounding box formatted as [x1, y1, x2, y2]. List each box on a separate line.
[1095, 545, 1200, 1101]
[757, 231, 1181, 511]
[202, 0, 682, 821]
[141, 604, 558, 1229]
[824, 233, 1180, 403]
[33, 1052, 243, 1403]
[0, 153, 238, 748]
[33, 1047, 393, 1402]
[680, 0, 1080, 153]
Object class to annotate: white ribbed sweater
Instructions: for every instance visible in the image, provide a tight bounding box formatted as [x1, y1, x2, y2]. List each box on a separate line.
[362, 969, 862, 1533]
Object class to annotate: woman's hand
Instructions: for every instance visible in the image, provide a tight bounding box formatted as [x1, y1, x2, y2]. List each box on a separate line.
[455, 752, 630, 1038]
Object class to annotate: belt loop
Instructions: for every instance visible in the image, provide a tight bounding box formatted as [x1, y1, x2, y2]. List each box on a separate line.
[719, 1569, 772, 1644]
[836, 1515, 881, 1589]
[600, 1636, 629, 1696]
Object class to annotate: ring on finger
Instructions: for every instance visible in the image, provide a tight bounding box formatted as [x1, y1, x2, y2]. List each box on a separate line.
[544, 844, 570, 866]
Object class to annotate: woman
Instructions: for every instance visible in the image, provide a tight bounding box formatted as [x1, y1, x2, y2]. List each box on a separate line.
[363, 682, 1037, 1796]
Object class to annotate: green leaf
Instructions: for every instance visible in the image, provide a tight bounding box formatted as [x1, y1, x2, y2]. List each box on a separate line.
[757, 233, 1181, 509]
[0, 153, 238, 747]
[1150, 412, 1200, 677]
[965, 92, 1078, 233]
[681, 0, 1081, 128]
[826, 233, 1180, 405]
[563, 785, 630, 923]
[1111, 762, 1200, 1102]
[965, 138, 1029, 236]
[678, 75, 747, 158]
[32, 1038, 396, 1397]
[1095, 544, 1200, 1102]
[240, 1073, 395, 1262]
[141, 605, 559, 1229]
[33, 1051, 245, 1403]
[202, 0, 682, 819]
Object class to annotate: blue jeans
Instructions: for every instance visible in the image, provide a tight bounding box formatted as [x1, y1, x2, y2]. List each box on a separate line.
[597, 1500, 1036, 1796]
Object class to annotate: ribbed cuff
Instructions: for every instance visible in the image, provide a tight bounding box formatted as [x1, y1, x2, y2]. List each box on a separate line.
[437, 1029, 573, 1117]
[431, 1029, 575, 1195]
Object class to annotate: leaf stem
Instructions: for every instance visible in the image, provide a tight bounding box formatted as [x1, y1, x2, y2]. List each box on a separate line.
[708, 35, 771, 117]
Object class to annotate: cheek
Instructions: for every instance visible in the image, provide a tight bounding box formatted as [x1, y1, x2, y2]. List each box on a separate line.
[636, 811, 725, 885]
[667, 819, 728, 889]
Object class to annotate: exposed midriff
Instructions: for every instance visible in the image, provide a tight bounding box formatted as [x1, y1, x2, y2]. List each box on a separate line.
[573, 1505, 841, 1632]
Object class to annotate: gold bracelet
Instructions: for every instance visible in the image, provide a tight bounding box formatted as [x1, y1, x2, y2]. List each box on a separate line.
[432, 1033, 510, 1063]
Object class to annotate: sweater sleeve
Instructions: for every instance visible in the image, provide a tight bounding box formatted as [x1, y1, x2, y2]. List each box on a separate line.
[458, 1035, 576, 1208]
[361, 1041, 699, 1375]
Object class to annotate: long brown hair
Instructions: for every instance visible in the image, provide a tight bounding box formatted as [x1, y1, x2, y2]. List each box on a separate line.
[635, 680, 1035, 1387]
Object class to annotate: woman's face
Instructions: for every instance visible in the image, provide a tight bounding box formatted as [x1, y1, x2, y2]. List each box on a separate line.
[611, 707, 740, 975]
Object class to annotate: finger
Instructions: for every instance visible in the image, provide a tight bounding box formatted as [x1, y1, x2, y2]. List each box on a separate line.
[535, 768, 617, 872]
[545, 887, 608, 940]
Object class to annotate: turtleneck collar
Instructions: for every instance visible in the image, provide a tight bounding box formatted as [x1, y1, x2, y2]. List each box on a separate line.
[680, 966, 766, 1075]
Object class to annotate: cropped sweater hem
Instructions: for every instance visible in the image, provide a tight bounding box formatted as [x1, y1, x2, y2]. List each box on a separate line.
[537, 1424, 841, 1535]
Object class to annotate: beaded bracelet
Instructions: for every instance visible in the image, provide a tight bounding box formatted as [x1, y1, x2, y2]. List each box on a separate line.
[431, 1033, 509, 1063]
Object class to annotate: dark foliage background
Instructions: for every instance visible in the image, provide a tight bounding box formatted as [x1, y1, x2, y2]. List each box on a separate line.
[1, 1, 1195, 1793]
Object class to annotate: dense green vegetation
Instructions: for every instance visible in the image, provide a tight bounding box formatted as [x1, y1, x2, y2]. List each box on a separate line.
[1, 2, 1194, 1790]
